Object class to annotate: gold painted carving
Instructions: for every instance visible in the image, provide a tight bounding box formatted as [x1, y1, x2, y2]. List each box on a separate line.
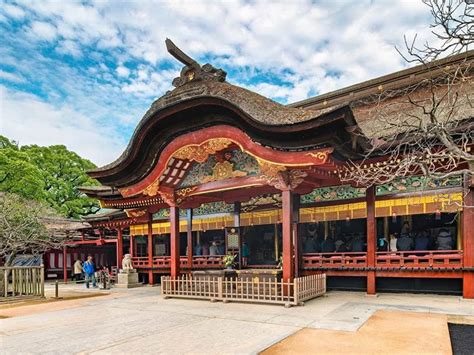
[126, 209, 147, 218]
[173, 138, 233, 163]
[257, 158, 286, 176]
[142, 179, 160, 197]
[202, 161, 247, 183]
[306, 151, 329, 163]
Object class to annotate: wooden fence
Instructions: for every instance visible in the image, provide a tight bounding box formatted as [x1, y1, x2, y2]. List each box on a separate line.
[1, 265, 45, 299]
[161, 273, 326, 306]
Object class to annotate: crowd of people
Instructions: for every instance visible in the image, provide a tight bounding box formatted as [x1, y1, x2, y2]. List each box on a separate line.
[193, 240, 225, 256]
[303, 221, 457, 254]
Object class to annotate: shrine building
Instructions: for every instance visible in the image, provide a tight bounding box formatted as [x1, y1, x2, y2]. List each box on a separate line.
[69, 41, 473, 298]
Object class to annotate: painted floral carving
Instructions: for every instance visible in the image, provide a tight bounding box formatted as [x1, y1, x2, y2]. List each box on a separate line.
[173, 138, 233, 163]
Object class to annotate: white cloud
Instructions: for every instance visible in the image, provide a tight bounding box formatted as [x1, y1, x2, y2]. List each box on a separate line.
[1, 0, 447, 169]
[0, 85, 125, 166]
[29, 21, 57, 41]
[55, 40, 83, 58]
[0, 70, 25, 83]
[116, 65, 130, 77]
[2, 4, 26, 19]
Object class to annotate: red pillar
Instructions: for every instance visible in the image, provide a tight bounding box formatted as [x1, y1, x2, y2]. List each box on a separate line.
[170, 205, 181, 278]
[186, 209, 193, 268]
[130, 234, 134, 256]
[293, 194, 300, 278]
[282, 189, 294, 282]
[116, 228, 123, 269]
[366, 185, 376, 295]
[63, 246, 68, 284]
[463, 180, 474, 299]
[147, 213, 154, 285]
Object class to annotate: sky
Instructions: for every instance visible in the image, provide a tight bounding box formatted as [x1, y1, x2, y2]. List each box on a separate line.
[0, 0, 437, 167]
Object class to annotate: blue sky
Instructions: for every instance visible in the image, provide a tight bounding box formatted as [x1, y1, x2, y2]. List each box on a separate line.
[0, 0, 435, 166]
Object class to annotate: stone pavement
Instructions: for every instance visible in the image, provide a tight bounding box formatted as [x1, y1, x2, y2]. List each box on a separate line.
[1, 284, 473, 354]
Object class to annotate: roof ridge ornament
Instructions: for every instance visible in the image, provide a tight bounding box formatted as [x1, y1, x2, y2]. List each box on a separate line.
[165, 38, 227, 88]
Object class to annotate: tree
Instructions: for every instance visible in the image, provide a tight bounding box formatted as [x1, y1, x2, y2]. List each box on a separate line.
[0, 193, 66, 266]
[0, 136, 100, 218]
[342, 0, 473, 188]
[0, 139, 47, 201]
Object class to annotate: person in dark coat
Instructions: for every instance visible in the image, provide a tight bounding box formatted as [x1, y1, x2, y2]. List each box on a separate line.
[321, 236, 336, 253]
[351, 235, 366, 252]
[397, 233, 414, 251]
[414, 231, 430, 251]
[437, 229, 453, 250]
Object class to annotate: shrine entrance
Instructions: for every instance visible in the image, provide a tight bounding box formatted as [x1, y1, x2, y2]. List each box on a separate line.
[242, 224, 281, 268]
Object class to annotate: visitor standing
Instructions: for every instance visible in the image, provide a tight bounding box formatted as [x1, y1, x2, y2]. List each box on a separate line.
[242, 242, 249, 267]
[83, 255, 97, 288]
[209, 241, 218, 256]
[73, 259, 83, 281]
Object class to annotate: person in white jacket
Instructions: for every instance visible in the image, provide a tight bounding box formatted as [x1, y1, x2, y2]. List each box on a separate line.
[73, 259, 83, 281]
[389, 234, 398, 252]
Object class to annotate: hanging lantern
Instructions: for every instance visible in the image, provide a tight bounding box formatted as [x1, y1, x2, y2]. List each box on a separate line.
[435, 208, 441, 220]
[392, 212, 397, 223]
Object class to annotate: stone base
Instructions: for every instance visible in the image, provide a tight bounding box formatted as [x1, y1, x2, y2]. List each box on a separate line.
[115, 269, 142, 288]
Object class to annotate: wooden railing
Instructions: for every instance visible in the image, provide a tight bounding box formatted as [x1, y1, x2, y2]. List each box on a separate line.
[192, 255, 224, 268]
[376, 250, 463, 268]
[132, 255, 224, 269]
[302, 252, 367, 268]
[131, 256, 149, 268]
[161, 274, 326, 307]
[1, 265, 44, 299]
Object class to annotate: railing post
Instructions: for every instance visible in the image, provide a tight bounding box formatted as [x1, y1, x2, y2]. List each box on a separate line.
[217, 277, 223, 300]
[3, 268, 7, 298]
[12, 267, 16, 296]
[294, 278, 299, 305]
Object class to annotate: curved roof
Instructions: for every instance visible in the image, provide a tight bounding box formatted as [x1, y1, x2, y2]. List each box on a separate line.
[146, 79, 320, 126]
[87, 41, 367, 188]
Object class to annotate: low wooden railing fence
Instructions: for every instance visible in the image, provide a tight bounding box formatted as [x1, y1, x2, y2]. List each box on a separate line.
[161, 273, 326, 306]
[1, 265, 45, 299]
[302, 252, 367, 268]
[132, 255, 225, 269]
[376, 250, 463, 268]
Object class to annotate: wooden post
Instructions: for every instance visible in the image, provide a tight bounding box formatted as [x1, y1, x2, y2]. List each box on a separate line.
[147, 213, 154, 285]
[366, 185, 376, 295]
[282, 189, 294, 282]
[186, 209, 193, 268]
[170, 205, 181, 278]
[462, 180, 474, 299]
[63, 246, 68, 284]
[116, 227, 123, 269]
